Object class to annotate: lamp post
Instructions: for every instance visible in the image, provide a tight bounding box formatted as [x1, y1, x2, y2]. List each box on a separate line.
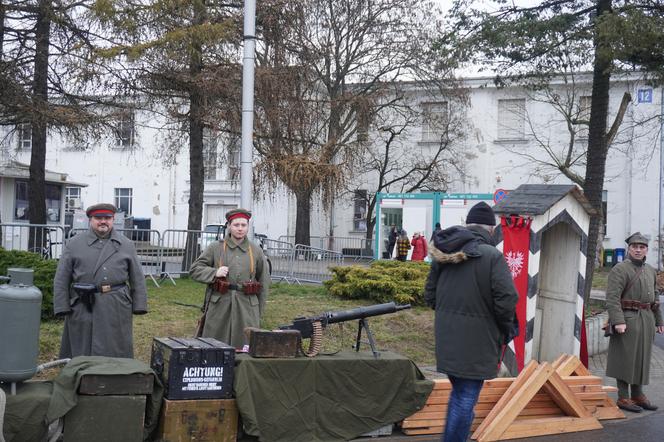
[240, 0, 256, 226]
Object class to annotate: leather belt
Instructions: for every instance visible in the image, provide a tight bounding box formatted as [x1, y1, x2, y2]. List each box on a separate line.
[98, 282, 127, 293]
[621, 300, 659, 311]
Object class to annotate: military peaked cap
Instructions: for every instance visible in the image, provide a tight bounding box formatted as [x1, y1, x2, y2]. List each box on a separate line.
[625, 232, 649, 246]
[86, 203, 117, 218]
[225, 208, 252, 222]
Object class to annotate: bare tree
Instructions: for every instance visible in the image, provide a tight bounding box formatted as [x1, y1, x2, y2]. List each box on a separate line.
[343, 86, 470, 243]
[250, 0, 455, 246]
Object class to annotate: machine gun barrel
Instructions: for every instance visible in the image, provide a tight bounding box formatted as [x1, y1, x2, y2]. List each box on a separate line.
[279, 302, 411, 339]
[324, 302, 410, 325]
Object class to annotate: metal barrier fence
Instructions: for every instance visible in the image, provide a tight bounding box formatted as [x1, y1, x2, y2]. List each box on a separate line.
[277, 235, 374, 259]
[277, 244, 344, 284]
[0, 223, 66, 259]
[261, 238, 295, 280]
[161, 229, 207, 278]
[2, 223, 363, 286]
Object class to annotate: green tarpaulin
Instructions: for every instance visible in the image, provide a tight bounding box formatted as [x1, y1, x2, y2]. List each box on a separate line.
[234, 351, 433, 442]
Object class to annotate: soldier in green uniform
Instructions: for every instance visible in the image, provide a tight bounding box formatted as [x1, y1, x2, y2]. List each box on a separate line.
[190, 208, 270, 349]
[606, 232, 664, 412]
[54, 203, 148, 358]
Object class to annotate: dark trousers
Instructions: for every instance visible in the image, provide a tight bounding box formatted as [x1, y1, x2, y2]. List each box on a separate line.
[442, 375, 484, 442]
[387, 242, 395, 258]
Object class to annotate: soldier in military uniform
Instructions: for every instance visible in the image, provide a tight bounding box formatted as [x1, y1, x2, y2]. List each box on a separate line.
[53, 203, 148, 358]
[190, 208, 270, 349]
[606, 232, 664, 412]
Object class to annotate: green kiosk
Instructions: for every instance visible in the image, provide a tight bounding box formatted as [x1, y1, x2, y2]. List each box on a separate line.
[373, 192, 494, 259]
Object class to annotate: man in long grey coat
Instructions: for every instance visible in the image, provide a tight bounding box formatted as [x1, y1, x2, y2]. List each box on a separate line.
[54, 203, 148, 358]
[190, 208, 269, 349]
[606, 232, 664, 412]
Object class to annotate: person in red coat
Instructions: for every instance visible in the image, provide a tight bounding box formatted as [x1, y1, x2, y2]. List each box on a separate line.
[410, 231, 428, 261]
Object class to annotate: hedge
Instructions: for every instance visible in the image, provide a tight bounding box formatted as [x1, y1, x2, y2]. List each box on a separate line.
[324, 260, 431, 306]
[0, 248, 58, 319]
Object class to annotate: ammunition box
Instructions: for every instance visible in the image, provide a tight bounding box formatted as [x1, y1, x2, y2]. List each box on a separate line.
[150, 337, 235, 400]
[248, 330, 300, 358]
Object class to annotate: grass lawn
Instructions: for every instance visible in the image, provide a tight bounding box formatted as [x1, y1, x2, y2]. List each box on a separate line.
[38, 278, 436, 375]
[37, 265, 627, 376]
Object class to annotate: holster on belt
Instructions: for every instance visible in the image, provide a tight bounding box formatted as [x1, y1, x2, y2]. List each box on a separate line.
[242, 280, 262, 295]
[72, 283, 97, 313]
[213, 277, 230, 294]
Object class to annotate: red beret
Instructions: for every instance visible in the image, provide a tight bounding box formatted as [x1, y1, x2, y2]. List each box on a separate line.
[225, 208, 252, 223]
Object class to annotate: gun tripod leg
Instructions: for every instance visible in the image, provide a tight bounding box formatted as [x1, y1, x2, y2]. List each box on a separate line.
[355, 318, 380, 358]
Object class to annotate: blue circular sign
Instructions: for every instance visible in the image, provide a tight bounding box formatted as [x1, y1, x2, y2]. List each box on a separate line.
[493, 189, 508, 204]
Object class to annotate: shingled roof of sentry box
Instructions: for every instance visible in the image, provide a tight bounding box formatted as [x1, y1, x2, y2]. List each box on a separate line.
[493, 184, 597, 216]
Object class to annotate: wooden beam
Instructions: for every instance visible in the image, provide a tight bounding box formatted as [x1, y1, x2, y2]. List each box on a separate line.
[475, 362, 554, 441]
[501, 416, 602, 439]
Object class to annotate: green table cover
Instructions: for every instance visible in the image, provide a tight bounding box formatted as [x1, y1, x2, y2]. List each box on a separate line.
[233, 351, 433, 442]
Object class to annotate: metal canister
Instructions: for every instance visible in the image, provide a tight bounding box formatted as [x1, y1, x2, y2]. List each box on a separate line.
[0, 268, 43, 382]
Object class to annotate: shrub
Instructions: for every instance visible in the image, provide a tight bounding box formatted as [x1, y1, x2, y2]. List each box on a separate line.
[324, 260, 431, 306]
[0, 248, 58, 319]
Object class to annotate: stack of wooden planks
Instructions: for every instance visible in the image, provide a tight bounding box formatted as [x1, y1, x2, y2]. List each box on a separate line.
[401, 355, 623, 440]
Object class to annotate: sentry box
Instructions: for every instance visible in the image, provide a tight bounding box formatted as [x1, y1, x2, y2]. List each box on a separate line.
[150, 337, 235, 400]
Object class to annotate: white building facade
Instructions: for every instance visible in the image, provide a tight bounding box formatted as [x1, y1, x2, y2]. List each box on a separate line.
[1, 73, 662, 265]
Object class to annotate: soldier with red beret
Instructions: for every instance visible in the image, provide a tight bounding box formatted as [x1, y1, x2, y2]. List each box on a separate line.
[53, 203, 148, 358]
[190, 208, 270, 348]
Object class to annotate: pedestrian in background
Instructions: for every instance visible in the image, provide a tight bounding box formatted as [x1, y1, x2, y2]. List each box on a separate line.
[431, 222, 441, 242]
[411, 231, 428, 261]
[387, 224, 398, 258]
[190, 208, 270, 349]
[424, 201, 518, 442]
[54, 203, 148, 358]
[395, 229, 411, 261]
[606, 232, 664, 412]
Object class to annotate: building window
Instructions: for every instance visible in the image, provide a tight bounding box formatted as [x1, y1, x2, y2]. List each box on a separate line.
[114, 111, 135, 147]
[353, 189, 368, 231]
[497, 99, 525, 140]
[354, 101, 371, 143]
[203, 129, 218, 180]
[228, 139, 240, 181]
[421, 102, 449, 143]
[17, 123, 32, 151]
[602, 190, 607, 236]
[114, 188, 133, 215]
[14, 180, 62, 222]
[577, 95, 592, 140]
[66, 187, 82, 210]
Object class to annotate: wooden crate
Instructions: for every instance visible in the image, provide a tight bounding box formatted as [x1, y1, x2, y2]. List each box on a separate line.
[157, 398, 238, 442]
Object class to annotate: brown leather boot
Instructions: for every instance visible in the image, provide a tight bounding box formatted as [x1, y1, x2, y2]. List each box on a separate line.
[616, 398, 643, 413]
[631, 395, 658, 411]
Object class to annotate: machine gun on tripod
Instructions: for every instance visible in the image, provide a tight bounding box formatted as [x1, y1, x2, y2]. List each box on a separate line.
[279, 302, 411, 357]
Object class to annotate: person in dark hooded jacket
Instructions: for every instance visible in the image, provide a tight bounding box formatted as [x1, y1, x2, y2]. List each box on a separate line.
[424, 201, 518, 442]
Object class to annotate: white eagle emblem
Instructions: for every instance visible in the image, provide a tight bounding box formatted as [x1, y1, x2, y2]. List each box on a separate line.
[505, 251, 525, 278]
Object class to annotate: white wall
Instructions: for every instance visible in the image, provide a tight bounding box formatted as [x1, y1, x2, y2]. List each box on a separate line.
[1, 75, 661, 265]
